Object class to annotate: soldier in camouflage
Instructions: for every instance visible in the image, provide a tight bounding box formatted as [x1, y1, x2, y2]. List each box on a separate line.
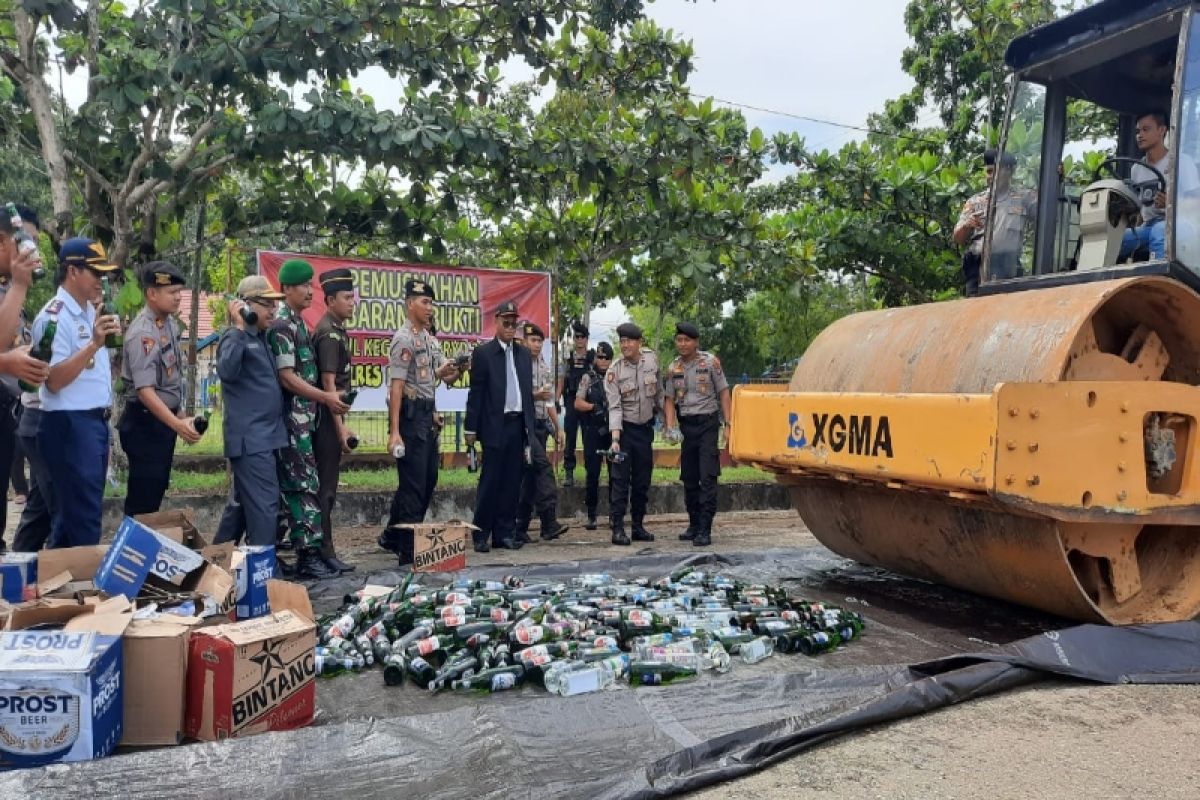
[268, 258, 350, 580]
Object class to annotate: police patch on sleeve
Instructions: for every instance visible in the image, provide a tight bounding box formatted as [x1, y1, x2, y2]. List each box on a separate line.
[400, 349, 412, 362]
[142, 337, 156, 355]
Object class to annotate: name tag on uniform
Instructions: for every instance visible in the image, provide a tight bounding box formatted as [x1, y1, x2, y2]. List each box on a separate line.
[247, 342, 261, 350]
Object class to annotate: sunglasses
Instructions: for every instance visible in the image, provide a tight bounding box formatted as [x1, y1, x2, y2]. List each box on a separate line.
[499, 318, 518, 329]
[596, 354, 611, 359]
[574, 333, 587, 338]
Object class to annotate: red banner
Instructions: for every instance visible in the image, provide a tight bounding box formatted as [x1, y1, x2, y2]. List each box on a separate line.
[257, 251, 552, 410]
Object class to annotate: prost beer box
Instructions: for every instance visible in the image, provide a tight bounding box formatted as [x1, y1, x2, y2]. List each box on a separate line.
[411, 520, 475, 573]
[0, 631, 123, 768]
[94, 517, 206, 598]
[185, 584, 316, 741]
[232, 546, 276, 620]
[0, 554, 37, 604]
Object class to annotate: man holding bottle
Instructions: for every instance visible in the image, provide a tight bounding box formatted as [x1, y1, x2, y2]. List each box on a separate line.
[33, 238, 121, 547]
[312, 267, 358, 574]
[119, 261, 200, 516]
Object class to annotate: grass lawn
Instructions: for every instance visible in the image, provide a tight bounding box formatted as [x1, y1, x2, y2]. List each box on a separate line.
[107, 464, 773, 497]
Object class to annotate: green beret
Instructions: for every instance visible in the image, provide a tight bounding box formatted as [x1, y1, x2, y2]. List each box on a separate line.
[279, 258, 314, 286]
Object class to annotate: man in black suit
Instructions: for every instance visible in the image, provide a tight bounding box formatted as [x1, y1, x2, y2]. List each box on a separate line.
[464, 299, 536, 552]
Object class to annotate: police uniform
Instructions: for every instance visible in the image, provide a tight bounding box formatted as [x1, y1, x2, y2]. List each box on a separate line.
[267, 260, 326, 574]
[118, 263, 187, 516]
[576, 341, 613, 530]
[664, 322, 729, 547]
[34, 238, 117, 548]
[558, 322, 592, 485]
[515, 321, 566, 542]
[311, 268, 355, 572]
[604, 323, 661, 545]
[381, 279, 444, 560]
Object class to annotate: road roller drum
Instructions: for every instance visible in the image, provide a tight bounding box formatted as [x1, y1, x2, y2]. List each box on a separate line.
[729, 277, 1200, 624]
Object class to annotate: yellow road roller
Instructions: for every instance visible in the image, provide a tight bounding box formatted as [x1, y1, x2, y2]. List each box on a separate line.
[731, 0, 1200, 624]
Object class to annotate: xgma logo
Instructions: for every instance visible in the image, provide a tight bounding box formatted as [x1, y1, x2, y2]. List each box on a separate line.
[787, 413, 808, 448]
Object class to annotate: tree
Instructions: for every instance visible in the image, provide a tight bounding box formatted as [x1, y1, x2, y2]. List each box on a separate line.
[0, 0, 681, 264]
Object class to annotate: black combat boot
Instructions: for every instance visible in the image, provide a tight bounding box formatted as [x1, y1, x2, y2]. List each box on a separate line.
[540, 511, 567, 541]
[631, 517, 655, 542]
[563, 470, 575, 488]
[513, 516, 533, 544]
[296, 547, 338, 580]
[679, 511, 697, 541]
[320, 540, 356, 574]
[611, 521, 630, 546]
[584, 509, 598, 531]
[691, 523, 712, 547]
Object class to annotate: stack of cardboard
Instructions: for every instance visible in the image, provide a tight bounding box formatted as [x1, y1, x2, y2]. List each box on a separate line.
[0, 512, 316, 769]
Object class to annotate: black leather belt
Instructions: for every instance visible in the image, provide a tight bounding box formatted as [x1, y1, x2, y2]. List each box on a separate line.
[504, 411, 523, 419]
[679, 412, 719, 422]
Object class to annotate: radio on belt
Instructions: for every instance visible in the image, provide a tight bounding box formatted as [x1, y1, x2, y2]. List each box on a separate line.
[0, 631, 123, 768]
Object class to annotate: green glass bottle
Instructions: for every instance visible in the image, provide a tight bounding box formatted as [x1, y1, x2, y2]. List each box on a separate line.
[18, 317, 56, 392]
[383, 654, 408, 686]
[628, 662, 698, 687]
[192, 408, 213, 435]
[100, 276, 122, 349]
[453, 664, 526, 693]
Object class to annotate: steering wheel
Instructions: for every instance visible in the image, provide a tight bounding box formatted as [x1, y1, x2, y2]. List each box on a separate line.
[1093, 156, 1167, 202]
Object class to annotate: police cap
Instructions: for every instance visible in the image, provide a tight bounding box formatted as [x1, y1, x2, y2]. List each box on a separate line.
[615, 322, 643, 340]
[675, 321, 700, 340]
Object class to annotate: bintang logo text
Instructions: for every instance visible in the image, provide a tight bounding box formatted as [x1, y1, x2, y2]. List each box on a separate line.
[233, 641, 316, 728]
[414, 528, 468, 570]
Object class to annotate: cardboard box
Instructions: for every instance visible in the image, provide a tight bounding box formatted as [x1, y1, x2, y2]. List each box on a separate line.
[232, 546, 276, 620]
[94, 517, 207, 598]
[0, 631, 123, 768]
[0, 554, 37, 603]
[120, 617, 202, 747]
[411, 520, 474, 573]
[184, 581, 316, 741]
[134, 509, 207, 550]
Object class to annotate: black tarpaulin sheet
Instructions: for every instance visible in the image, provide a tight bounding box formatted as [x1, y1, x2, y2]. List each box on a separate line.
[4, 551, 1199, 799]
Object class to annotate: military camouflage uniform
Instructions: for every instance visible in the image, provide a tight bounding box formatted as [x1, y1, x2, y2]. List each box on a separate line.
[268, 304, 322, 549]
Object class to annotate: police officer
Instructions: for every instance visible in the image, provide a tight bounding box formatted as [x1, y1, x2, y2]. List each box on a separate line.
[33, 237, 121, 547]
[0, 204, 50, 551]
[381, 279, 459, 563]
[268, 258, 349, 580]
[215, 276, 289, 550]
[662, 322, 731, 547]
[556, 321, 592, 487]
[604, 322, 661, 546]
[118, 262, 201, 516]
[514, 321, 567, 543]
[574, 340, 613, 531]
[312, 267, 357, 574]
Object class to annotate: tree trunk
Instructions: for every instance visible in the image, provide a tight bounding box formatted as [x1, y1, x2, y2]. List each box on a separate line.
[185, 197, 208, 416]
[582, 260, 596, 331]
[10, 11, 73, 241]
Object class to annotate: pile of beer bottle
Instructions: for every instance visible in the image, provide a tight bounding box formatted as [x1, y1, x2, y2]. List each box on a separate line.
[314, 567, 866, 695]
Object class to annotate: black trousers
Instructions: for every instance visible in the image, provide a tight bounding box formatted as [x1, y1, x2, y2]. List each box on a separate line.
[517, 419, 557, 527]
[313, 410, 344, 557]
[580, 422, 611, 515]
[12, 408, 54, 552]
[680, 413, 721, 529]
[10, 434, 26, 496]
[609, 421, 653, 527]
[213, 450, 280, 547]
[0, 397, 18, 546]
[119, 402, 179, 517]
[473, 414, 525, 545]
[387, 403, 438, 527]
[563, 402, 580, 472]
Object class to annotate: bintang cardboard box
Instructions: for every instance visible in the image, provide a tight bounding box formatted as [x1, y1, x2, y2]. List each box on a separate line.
[184, 581, 316, 742]
[411, 520, 475, 573]
[0, 631, 123, 768]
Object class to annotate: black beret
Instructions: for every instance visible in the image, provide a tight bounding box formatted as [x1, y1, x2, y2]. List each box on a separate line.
[675, 321, 700, 340]
[615, 322, 643, 340]
[595, 341, 614, 358]
[320, 267, 354, 295]
[572, 321, 589, 337]
[142, 261, 186, 288]
[405, 278, 435, 300]
[522, 321, 544, 339]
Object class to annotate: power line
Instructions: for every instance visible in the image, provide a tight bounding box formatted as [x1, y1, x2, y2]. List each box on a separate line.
[689, 92, 944, 148]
